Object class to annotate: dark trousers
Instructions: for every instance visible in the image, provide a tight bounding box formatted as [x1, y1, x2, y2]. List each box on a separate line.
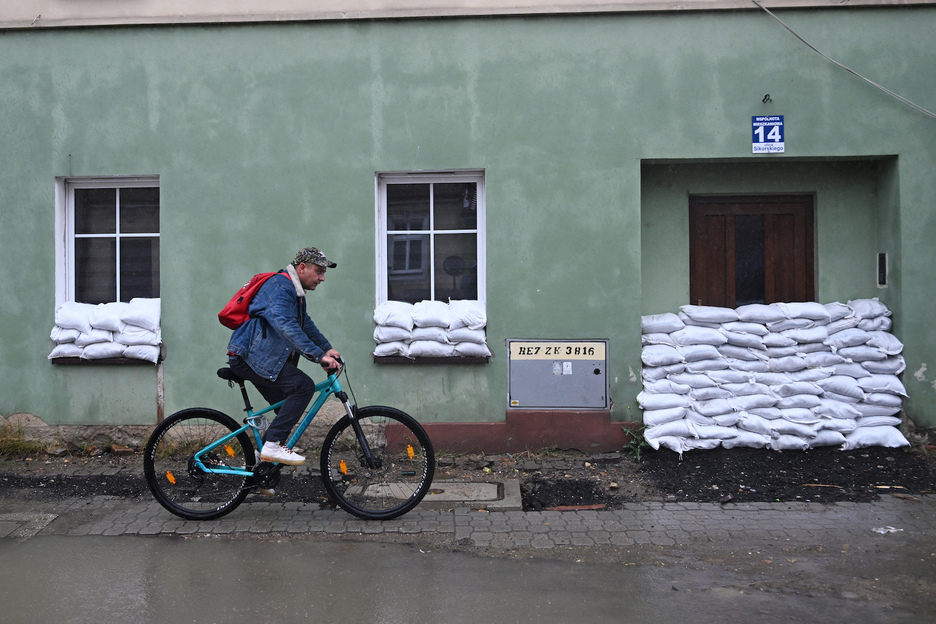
[229, 356, 316, 445]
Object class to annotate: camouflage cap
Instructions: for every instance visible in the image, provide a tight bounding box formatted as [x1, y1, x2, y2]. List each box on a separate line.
[292, 247, 337, 269]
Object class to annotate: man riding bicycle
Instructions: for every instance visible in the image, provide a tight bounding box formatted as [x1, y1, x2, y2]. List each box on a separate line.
[227, 247, 341, 466]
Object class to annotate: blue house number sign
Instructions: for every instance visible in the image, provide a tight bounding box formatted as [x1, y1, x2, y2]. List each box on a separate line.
[752, 115, 784, 153]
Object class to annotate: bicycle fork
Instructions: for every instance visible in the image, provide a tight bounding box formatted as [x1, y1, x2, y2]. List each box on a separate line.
[337, 391, 381, 469]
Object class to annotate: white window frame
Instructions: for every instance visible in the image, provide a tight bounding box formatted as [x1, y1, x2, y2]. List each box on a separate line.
[54, 176, 160, 308]
[375, 170, 486, 305]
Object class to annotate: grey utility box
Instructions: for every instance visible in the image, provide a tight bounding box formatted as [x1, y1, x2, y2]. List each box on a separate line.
[506, 339, 609, 410]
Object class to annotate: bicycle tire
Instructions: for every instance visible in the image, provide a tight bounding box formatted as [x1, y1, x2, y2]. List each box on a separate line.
[143, 408, 256, 521]
[320, 405, 435, 520]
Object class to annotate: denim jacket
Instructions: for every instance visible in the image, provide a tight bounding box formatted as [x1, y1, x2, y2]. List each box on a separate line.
[226, 271, 332, 381]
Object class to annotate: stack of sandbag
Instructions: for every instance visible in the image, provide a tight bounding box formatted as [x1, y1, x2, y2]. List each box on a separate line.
[49, 298, 162, 363]
[639, 299, 909, 456]
[373, 299, 491, 358]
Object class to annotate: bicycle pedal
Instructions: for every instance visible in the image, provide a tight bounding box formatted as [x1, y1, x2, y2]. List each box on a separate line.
[257, 487, 276, 497]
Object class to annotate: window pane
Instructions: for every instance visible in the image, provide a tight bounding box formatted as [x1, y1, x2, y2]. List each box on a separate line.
[76, 238, 116, 304]
[434, 183, 478, 230]
[120, 187, 160, 234]
[75, 188, 116, 234]
[735, 214, 765, 306]
[387, 233, 430, 303]
[435, 233, 477, 301]
[387, 184, 430, 231]
[120, 238, 160, 300]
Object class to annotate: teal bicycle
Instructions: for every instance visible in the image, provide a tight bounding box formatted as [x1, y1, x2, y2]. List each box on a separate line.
[143, 359, 435, 521]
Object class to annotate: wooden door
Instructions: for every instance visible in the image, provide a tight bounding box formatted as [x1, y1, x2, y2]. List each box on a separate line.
[689, 195, 815, 307]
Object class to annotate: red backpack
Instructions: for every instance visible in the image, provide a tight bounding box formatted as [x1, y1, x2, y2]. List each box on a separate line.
[218, 271, 284, 329]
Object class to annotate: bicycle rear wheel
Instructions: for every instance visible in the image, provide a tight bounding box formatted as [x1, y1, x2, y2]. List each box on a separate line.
[320, 405, 435, 520]
[143, 408, 256, 521]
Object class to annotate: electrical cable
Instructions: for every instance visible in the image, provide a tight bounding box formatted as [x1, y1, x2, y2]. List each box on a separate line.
[752, 0, 936, 120]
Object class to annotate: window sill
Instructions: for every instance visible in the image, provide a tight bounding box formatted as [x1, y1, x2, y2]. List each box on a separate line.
[50, 357, 160, 366]
[372, 354, 490, 365]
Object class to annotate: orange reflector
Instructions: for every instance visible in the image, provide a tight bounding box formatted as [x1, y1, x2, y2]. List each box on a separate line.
[339, 459, 348, 475]
[407, 445, 415, 460]
[224, 444, 236, 457]
[166, 471, 176, 485]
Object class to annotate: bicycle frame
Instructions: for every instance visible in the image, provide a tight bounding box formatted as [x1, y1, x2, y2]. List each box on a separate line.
[192, 371, 352, 477]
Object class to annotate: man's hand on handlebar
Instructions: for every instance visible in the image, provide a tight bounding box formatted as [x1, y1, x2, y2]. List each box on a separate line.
[321, 349, 342, 373]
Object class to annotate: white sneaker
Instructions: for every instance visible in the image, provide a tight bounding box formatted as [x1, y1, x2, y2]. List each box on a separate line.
[260, 442, 306, 466]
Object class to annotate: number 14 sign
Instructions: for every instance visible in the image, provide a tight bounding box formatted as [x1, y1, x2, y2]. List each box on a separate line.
[752, 115, 784, 153]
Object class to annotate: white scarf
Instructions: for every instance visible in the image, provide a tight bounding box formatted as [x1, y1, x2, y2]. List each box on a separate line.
[285, 264, 305, 297]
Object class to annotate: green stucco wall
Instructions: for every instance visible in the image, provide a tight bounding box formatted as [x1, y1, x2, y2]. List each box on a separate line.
[1, 8, 935, 429]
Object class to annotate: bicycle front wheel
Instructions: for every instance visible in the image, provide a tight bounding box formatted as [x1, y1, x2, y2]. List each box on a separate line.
[143, 408, 256, 521]
[320, 405, 435, 520]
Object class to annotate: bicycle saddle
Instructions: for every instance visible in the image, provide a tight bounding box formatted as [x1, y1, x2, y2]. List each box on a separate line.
[217, 367, 245, 383]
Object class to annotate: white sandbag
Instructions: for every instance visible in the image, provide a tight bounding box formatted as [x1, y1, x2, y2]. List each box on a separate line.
[645, 435, 687, 454]
[812, 399, 861, 420]
[862, 392, 903, 408]
[374, 325, 412, 344]
[723, 381, 773, 397]
[693, 425, 739, 440]
[763, 332, 797, 348]
[796, 342, 830, 354]
[767, 356, 807, 373]
[841, 426, 909, 450]
[641, 345, 684, 367]
[722, 322, 770, 336]
[374, 341, 411, 357]
[641, 332, 678, 346]
[74, 329, 114, 347]
[50, 326, 81, 344]
[707, 369, 752, 384]
[817, 376, 866, 399]
[412, 326, 451, 343]
[685, 410, 717, 425]
[713, 412, 742, 427]
[720, 330, 766, 349]
[778, 301, 832, 323]
[825, 316, 861, 334]
[54, 301, 97, 334]
[114, 326, 161, 347]
[777, 394, 822, 409]
[778, 407, 821, 423]
[765, 346, 799, 358]
[728, 394, 779, 411]
[90, 302, 128, 332]
[857, 316, 892, 332]
[48, 343, 83, 359]
[821, 390, 863, 404]
[823, 327, 870, 351]
[412, 301, 451, 328]
[373, 301, 415, 330]
[773, 381, 823, 397]
[642, 407, 687, 426]
[855, 415, 902, 428]
[644, 379, 692, 395]
[679, 304, 739, 324]
[786, 367, 834, 382]
[857, 375, 907, 396]
[847, 297, 890, 319]
[689, 386, 733, 401]
[686, 359, 729, 372]
[837, 345, 887, 362]
[802, 352, 849, 369]
[861, 356, 906, 375]
[641, 312, 685, 334]
[122, 298, 161, 333]
[448, 299, 487, 330]
[641, 366, 670, 382]
[81, 341, 127, 359]
[409, 340, 456, 358]
[748, 407, 784, 420]
[637, 391, 691, 411]
[817, 417, 858, 433]
[781, 326, 829, 344]
[738, 413, 774, 436]
[717, 344, 768, 361]
[737, 303, 787, 324]
[722, 431, 771, 449]
[851, 402, 901, 417]
[693, 398, 734, 417]
[678, 344, 723, 362]
[454, 342, 492, 358]
[824, 302, 854, 322]
[448, 327, 486, 344]
[769, 435, 810, 451]
[668, 372, 717, 388]
[671, 326, 727, 346]
[682, 438, 723, 451]
[865, 331, 903, 355]
[678, 312, 721, 328]
[726, 359, 770, 373]
[768, 318, 815, 332]
[811, 430, 847, 447]
[122, 344, 160, 363]
[771, 422, 817, 440]
[832, 362, 872, 378]
[646, 420, 698, 439]
[753, 372, 792, 386]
